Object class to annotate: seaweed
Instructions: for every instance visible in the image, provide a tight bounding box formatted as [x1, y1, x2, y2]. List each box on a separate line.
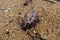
[22, 10, 38, 31]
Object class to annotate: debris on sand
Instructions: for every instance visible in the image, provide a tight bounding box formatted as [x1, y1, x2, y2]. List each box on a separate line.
[27, 31, 46, 40]
[45, 0, 60, 3]
[0, 7, 11, 12]
[22, 10, 38, 31]
[23, 0, 32, 6]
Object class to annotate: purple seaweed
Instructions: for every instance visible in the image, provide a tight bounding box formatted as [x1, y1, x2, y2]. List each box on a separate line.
[26, 10, 38, 24]
[22, 10, 38, 31]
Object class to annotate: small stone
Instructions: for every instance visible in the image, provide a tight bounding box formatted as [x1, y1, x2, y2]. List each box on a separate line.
[46, 29, 48, 32]
[9, 20, 13, 23]
[6, 31, 9, 35]
[5, 29, 9, 35]
[33, 31, 39, 35]
[40, 37, 46, 40]
[5, 10, 8, 12]
[33, 31, 36, 33]
[19, 12, 22, 15]
[8, 8, 11, 10]
[23, 1, 29, 6]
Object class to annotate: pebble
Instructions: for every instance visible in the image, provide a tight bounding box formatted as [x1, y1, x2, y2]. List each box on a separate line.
[6, 29, 9, 35]
[5, 9, 8, 12]
[33, 31, 36, 33]
[5, 8, 11, 12]
[8, 8, 11, 10]
[23, 1, 28, 6]
[6, 31, 9, 35]
[33, 31, 38, 34]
